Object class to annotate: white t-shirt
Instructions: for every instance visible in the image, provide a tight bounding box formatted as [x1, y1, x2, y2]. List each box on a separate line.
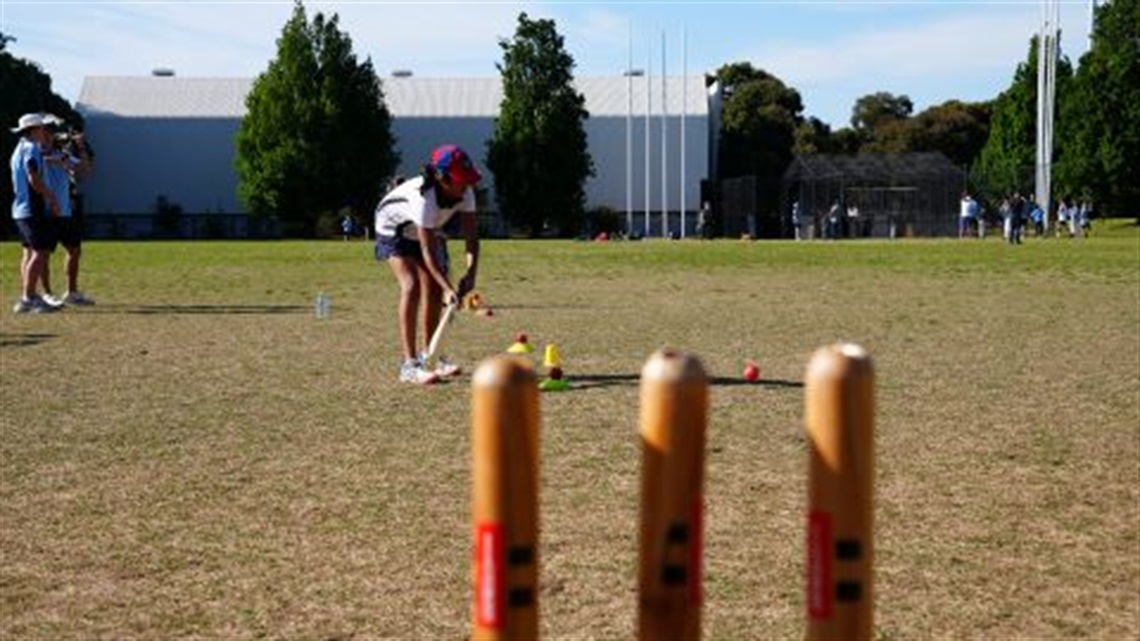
[374, 176, 476, 240]
[960, 197, 976, 219]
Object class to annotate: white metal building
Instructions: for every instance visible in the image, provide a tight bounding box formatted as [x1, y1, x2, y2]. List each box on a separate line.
[76, 74, 715, 234]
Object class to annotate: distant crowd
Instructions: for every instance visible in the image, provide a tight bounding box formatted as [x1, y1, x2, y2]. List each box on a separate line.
[958, 191, 1093, 244]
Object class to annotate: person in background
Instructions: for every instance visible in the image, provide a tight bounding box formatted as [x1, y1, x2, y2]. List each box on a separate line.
[698, 201, 712, 239]
[41, 115, 94, 306]
[341, 213, 355, 241]
[1067, 196, 1081, 238]
[373, 145, 482, 385]
[1028, 198, 1045, 237]
[1078, 198, 1093, 236]
[959, 191, 977, 239]
[846, 201, 860, 238]
[1007, 192, 1025, 245]
[826, 200, 841, 240]
[9, 113, 61, 314]
[1056, 197, 1071, 237]
[999, 196, 1013, 241]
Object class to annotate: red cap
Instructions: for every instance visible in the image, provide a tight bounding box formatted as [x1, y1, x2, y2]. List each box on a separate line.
[430, 144, 482, 188]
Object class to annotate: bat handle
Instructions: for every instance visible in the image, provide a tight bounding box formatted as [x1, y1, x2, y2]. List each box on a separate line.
[425, 303, 457, 364]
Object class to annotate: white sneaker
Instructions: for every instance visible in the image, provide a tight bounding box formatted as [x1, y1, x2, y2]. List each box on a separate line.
[13, 296, 59, 314]
[41, 293, 66, 309]
[400, 360, 440, 385]
[420, 352, 462, 378]
[434, 356, 462, 378]
[63, 291, 95, 306]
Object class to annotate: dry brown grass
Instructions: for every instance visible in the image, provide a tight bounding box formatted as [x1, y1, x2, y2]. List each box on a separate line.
[1, 231, 1137, 639]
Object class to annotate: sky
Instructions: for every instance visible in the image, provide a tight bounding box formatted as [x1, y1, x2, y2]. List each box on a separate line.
[1, 0, 1098, 129]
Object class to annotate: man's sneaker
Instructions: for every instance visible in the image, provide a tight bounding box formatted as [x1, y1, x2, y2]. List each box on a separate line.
[434, 356, 462, 378]
[12, 296, 59, 314]
[400, 360, 441, 385]
[63, 291, 95, 306]
[41, 293, 66, 309]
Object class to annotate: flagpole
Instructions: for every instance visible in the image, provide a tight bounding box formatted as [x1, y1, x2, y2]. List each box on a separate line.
[627, 21, 633, 237]
[645, 35, 651, 239]
[661, 30, 668, 238]
[681, 25, 687, 239]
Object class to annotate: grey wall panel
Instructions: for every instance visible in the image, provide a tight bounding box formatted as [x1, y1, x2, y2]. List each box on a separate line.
[585, 114, 708, 214]
[79, 113, 709, 217]
[82, 117, 241, 214]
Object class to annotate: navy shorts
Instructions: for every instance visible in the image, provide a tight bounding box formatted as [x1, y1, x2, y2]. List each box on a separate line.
[375, 234, 450, 274]
[15, 217, 57, 251]
[56, 217, 83, 248]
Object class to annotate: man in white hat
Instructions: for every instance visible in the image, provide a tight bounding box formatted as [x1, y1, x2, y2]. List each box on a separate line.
[9, 113, 62, 313]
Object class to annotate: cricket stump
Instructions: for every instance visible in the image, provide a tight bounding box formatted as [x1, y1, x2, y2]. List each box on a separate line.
[638, 348, 708, 641]
[472, 357, 541, 640]
[805, 344, 875, 641]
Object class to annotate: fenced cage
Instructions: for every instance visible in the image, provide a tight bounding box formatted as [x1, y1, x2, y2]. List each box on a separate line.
[716, 175, 783, 238]
[781, 153, 967, 239]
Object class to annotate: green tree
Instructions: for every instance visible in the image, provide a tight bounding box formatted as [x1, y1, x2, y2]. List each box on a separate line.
[1056, 0, 1139, 217]
[1, 33, 84, 215]
[236, 1, 396, 237]
[976, 35, 1073, 198]
[830, 127, 868, 155]
[908, 100, 992, 167]
[487, 12, 593, 237]
[793, 116, 835, 155]
[851, 91, 913, 133]
[716, 62, 803, 180]
[861, 118, 916, 154]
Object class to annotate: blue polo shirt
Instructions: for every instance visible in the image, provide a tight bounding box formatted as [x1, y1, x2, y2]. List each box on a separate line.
[10, 138, 45, 221]
[43, 150, 79, 218]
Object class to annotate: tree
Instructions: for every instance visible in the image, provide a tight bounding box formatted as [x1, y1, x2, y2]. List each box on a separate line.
[793, 117, 835, 155]
[860, 118, 916, 154]
[236, 1, 396, 237]
[1, 33, 84, 217]
[486, 12, 593, 237]
[821, 95, 990, 162]
[830, 127, 868, 155]
[1056, 0, 1139, 217]
[851, 91, 913, 133]
[976, 35, 1073, 199]
[716, 62, 803, 180]
[908, 100, 992, 167]
[843, 91, 917, 154]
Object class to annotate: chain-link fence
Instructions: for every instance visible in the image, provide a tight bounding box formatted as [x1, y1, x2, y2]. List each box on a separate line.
[780, 153, 967, 239]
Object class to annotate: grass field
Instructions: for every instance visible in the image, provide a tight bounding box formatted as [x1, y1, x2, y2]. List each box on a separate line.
[1, 222, 1137, 639]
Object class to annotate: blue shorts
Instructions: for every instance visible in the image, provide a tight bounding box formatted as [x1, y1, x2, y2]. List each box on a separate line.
[375, 234, 449, 274]
[15, 217, 57, 251]
[56, 217, 83, 248]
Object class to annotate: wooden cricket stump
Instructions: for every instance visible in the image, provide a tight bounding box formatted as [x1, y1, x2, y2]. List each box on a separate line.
[805, 344, 875, 641]
[472, 357, 540, 640]
[638, 348, 708, 641]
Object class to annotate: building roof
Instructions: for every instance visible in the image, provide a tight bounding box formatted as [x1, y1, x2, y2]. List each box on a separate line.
[77, 74, 710, 119]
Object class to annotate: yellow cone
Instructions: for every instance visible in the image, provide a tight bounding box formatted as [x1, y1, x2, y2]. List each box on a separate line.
[543, 343, 562, 368]
[507, 341, 534, 354]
